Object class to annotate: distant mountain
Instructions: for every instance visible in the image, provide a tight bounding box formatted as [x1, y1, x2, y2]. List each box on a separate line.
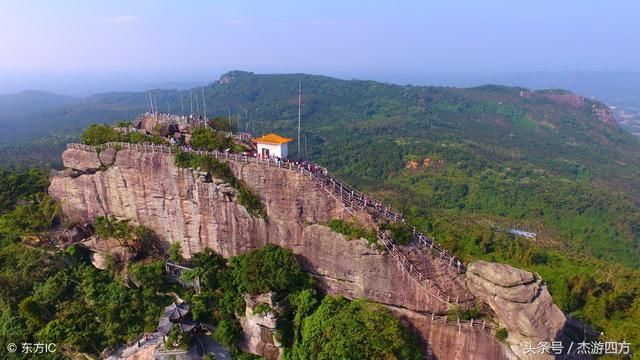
[0, 90, 78, 119]
[485, 71, 640, 110]
[6, 71, 639, 343]
[7, 70, 638, 265]
[382, 71, 640, 110]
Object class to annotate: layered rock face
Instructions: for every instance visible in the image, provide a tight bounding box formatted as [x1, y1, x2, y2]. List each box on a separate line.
[49, 148, 574, 359]
[466, 261, 570, 360]
[239, 293, 283, 359]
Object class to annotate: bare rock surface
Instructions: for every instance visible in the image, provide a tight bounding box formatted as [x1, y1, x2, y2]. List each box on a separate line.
[49, 148, 574, 360]
[466, 261, 568, 360]
[99, 147, 117, 166]
[62, 148, 101, 172]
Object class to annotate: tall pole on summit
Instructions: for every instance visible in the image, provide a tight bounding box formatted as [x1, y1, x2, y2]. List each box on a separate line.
[179, 90, 184, 115]
[297, 82, 301, 160]
[148, 88, 154, 114]
[189, 91, 193, 115]
[201, 79, 207, 123]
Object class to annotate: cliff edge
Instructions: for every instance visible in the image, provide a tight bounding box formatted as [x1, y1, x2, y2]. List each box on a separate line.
[49, 145, 581, 359]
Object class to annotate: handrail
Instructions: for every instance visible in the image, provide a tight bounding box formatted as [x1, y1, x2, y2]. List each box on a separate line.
[66, 142, 464, 271]
[66, 142, 469, 306]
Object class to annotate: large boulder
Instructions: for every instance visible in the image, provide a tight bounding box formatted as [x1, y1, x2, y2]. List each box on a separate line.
[98, 147, 117, 166]
[466, 261, 568, 360]
[138, 116, 158, 134]
[62, 149, 101, 172]
[239, 293, 282, 360]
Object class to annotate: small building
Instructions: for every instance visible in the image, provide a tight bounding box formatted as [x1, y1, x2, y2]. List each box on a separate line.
[254, 133, 292, 159]
[157, 301, 198, 336]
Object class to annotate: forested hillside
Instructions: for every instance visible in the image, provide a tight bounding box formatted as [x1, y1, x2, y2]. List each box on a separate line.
[3, 71, 640, 341]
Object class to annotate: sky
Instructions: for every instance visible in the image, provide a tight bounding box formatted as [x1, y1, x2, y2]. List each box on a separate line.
[1, 0, 639, 95]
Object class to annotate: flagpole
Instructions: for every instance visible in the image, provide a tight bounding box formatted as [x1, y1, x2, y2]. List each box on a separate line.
[297, 82, 301, 160]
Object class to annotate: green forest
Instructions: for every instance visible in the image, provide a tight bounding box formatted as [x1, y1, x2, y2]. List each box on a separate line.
[0, 167, 420, 359]
[1, 71, 640, 356]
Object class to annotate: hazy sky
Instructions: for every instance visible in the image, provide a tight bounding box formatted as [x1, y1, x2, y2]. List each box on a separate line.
[1, 0, 639, 94]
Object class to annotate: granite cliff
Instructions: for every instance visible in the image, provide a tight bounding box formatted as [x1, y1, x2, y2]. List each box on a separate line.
[49, 145, 582, 359]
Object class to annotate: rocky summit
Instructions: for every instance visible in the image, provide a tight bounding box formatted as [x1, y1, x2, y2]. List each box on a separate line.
[48, 145, 587, 359]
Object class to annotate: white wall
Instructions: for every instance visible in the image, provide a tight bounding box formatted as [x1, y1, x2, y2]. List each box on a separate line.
[257, 142, 288, 158]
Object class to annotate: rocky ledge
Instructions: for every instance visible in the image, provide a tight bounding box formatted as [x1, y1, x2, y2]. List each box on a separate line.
[466, 261, 570, 360]
[49, 147, 588, 360]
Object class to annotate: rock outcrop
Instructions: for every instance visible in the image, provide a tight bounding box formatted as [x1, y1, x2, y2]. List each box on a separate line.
[62, 148, 101, 173]
[239, 293, 283, 359]
[49, 147, 576, 359]
[466, 261, 569, 359]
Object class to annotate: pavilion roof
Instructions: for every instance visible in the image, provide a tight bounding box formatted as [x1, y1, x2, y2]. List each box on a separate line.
[254, 133, 293, 145]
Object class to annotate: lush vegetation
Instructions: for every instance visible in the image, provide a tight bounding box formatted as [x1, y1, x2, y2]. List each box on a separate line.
[287, 296, 421, 360]
[0, 168, 175, 359]
[181, 244, 421, 359]
[79, 124, 167, 146]
[173, 150, 266, 217]
[327, 218, 377, 245]
[3, 71, 640, 351]
[94, 215, 162, 257]
[0, 223, 422, 359]
[179, 72, 640, 345]
[210, 116, 235, 132]
[0, 167, 59, 239]
[379, 222, 414, 245]
[189, 127, 235, 151]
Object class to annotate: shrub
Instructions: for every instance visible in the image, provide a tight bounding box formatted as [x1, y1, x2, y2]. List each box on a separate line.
[80, 124, 121, 145]
[190, 127, 234, 151]
[168, 242, 184, 264]
[95, 216, 132, 239]
[328, 219, 377, 245]
[173, 151, 266, 217]
[214, 319, 241, 348]
[80, 123, 168, 146]
[288, 296, 422, 360]
[495, 326, 508, 342]
[210, 117, 234, 132]
[446, 302, 483, 321]
[380, 222, 414, 245]
[252, 303, 272, 316]
[230, 244, 313, 295]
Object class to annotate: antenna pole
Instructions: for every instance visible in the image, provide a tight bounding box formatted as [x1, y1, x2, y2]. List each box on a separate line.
[179, 90, 184, 115]
[189, 91, 193, 114]
[195, 93, 199, 112]
[201, 79, 207, 123]
[297, 82, 301, 160]
[148, 89, 154, 114]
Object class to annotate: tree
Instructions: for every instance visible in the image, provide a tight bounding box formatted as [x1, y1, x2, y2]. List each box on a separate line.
[79, 124, 121, 145]
[289, 289, 319, 344]
[18, 297, 49, 330]
[214, 319, 241, 348]
[211, 117, 234, 132]
[230, 244, 312, 295]
[190, 127, 233, 151]
[129, 261, 166, 291]
[168, 242, 184, 264]
[288, 296, 421, 360]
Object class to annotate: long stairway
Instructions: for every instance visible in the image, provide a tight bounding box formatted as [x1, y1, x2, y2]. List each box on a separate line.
[67, 142, 470, 307]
